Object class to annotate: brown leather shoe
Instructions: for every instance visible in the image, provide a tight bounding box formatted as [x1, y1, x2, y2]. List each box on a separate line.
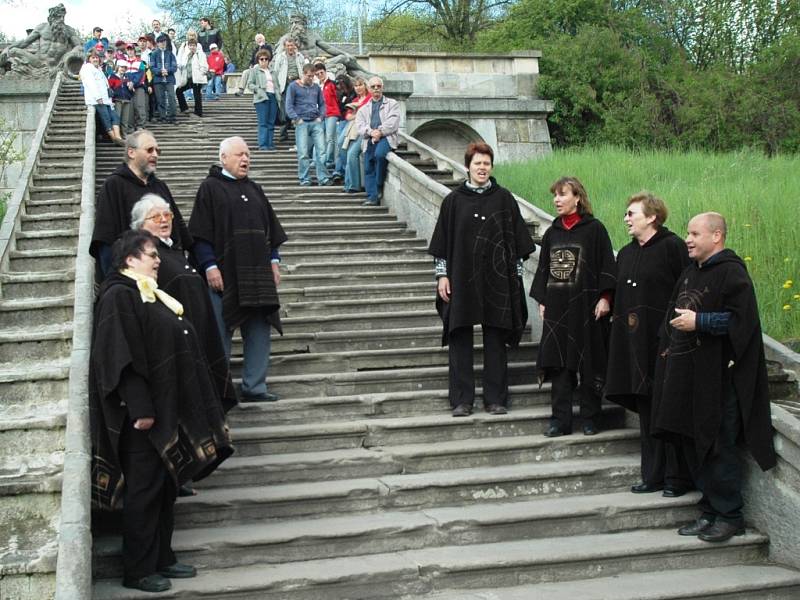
[698, 521, 745, 543]
[678, 516, 715, 536]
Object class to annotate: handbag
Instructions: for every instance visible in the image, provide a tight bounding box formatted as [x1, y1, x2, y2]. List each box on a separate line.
[342, 120, 359, 150]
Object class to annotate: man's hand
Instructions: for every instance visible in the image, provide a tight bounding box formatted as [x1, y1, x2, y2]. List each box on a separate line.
[594, 297, 611, 320]
[272, 262, 281, 286]
[437, 276, 451, 303]
[538, 304, 545, 320]
[133, 417, 154, 430]
[207, 267, 224, 292]
[370, 129, 382, 144]
[670, 308, 697, 331]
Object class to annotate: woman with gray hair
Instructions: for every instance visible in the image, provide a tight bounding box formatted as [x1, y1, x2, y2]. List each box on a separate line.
[131, 194, 237, 416]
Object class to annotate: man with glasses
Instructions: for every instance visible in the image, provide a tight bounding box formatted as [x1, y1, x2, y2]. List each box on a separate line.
[91, 130, 192, 281]
[355, 76, 400, 205]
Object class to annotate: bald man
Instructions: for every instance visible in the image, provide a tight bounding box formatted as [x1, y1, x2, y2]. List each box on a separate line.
[651, 212, 776, 543]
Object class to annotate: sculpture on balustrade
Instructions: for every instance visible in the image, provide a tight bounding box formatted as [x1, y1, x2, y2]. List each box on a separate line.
[0, 4, 84, 80]
[274, 13, 374, 80]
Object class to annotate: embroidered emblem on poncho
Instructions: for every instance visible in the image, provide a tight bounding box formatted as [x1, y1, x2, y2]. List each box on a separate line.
[550, 248, 578, 281]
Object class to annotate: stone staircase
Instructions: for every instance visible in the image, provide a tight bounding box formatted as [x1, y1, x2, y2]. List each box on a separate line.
[0, 79, 86, 598]
[4, 89, 793, 598]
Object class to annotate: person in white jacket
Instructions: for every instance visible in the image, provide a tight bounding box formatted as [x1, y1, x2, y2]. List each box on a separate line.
[176, 39, 208, 117]
[79, 53, 125, 146]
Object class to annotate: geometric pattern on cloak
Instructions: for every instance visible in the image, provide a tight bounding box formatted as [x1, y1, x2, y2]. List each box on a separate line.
[665, 284, 711, 358]
[471, 208, 514, 321]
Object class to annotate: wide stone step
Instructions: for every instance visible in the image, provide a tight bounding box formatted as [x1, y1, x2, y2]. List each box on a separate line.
[14, 229, 78, 251]
[204, 428, 639, 487]
[279, 282, 432, 304]
[286, 257, 432, 275]
[281, 294, 432, 317]
[277, 226, 415, 242]
[27, 185, 81, 201]
[226, 382, 542, 426]
[0, 493, 60, 588]
[262, 340, 536, 375]
[9, 249, 76, 272]
[20, 212, 80, 232]
[92, 491, 696, 579]
[263, 360, 536, 398]
[0, 416, 65, 495]
[282, 236, 425, 251]
[414, 565, 800, 600]
[172, 455, 640, 527]
[91, 529, 769, 599]
[0, 358, 69, 407]
[0, 295, 74, 327]
[25, 197, 80, 215]
[280, 269, 432, 287]
[226, 406, 623, 457]
[0, 270, 75, 300]
[0, 322, 72, 362]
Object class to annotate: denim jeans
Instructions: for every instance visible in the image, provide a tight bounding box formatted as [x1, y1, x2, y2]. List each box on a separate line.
[324, 116, 340, 170]
[204, 75, 223, 99]
[295, 119, 330, 184]
[154, 82, 176, 121]
[255, 94, 278, 149]
[95, 103, 120, 132]
[344, 140, 363, 192]
[208, 289, 273, 396]
[334, 120, 348, 176]
[364, 137, 391, 201]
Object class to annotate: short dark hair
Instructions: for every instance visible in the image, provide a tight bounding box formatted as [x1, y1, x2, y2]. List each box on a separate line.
[302, 63, 315, 74]
[200, 16, 211, 24]
[167, 28, 176, 34]
[550, 176, 594, 216]
[313, 62, 326, 71]
[464, 142, 494, 168]
[111, 230, 158, 272]
[255, 49, 271, 61]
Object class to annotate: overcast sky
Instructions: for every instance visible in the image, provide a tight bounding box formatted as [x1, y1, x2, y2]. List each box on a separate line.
[0, 0, 169, 41]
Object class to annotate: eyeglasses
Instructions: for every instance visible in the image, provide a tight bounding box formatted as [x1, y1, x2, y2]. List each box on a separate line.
[258, 57, 269, 62]
[142, 250, 160, 259]
[141, 146, 161, 155]
[369, 84, 383, 89]
[145, 211, 173, 222]
[624, 210, 641, 217]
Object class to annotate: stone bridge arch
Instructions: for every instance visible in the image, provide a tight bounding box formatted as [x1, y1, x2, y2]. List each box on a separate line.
[409, 119, 488, 165]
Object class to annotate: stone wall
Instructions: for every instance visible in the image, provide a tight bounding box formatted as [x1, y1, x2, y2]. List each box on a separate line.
[0, 80, 51, 198]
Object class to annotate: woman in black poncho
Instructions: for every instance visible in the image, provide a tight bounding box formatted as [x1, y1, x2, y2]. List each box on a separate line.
[429, 142, 536, 417]
[530, 177, 616, 437]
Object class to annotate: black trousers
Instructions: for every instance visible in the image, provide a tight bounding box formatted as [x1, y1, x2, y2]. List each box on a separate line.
[684, 385, 744, 524]
[176, 80, 203, 116]
[119, 419, 177, 582]
[549, 368, 601, 432]
[448, 325, 508, 409]
[627, 394, 693, 487]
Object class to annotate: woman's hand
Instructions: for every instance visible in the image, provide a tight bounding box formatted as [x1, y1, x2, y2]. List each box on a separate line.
[538, 304, 545, 320]
[437, 276, 451, 303]
[271, 262, 281, 287]
[594, 297, 610, 320]
[134, 417, 155, 430]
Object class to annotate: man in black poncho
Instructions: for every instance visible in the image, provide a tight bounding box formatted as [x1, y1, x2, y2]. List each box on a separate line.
[91, 130, 192, 281]
[652, 212, 776, 543]
[428, 142, 536, 417]
[189, 136, 288, 402]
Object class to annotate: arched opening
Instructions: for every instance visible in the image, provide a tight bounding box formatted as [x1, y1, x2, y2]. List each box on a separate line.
[411, 119, 484, 164]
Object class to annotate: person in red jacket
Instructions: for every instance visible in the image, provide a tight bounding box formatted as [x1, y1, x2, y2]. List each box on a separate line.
[205, 43, 225, 100]
[314, 62, 342, 176]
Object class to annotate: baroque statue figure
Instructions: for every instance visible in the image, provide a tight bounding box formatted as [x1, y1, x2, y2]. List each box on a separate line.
[274, 13, 374, 79]
[0, 3, 84, 79]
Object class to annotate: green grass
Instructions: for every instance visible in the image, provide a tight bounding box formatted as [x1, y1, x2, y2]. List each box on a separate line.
[494, 145, 800, 342]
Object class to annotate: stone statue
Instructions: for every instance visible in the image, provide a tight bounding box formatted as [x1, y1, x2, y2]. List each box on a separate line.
[274, 13, 374, 79]
[0, 4, 84, 79]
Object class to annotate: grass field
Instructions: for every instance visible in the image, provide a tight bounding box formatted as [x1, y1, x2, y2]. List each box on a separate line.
[494, 146, 800, 343]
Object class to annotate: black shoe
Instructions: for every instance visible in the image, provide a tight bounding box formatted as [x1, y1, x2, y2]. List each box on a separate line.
[361, 199, 379, 206]
[178, 484, 196, 497]
[631, 482, 664, 494]
[486, 404, 507, 415]
[663, 485, 693, 498]
[582, 423, 598, 436]
[698, 521, 745, 543]
[123, 574, 172, 592]
[158, 562, 197, 578]
[544, 424, 569, 437]
[678, 516, 715, 536]
[452, 404, 473, 417]
[241, 391, 280, 402]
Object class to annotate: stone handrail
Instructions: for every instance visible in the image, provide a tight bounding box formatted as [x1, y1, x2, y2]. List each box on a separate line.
[54, 106, 95, 600]
[0, 72, 63, 270]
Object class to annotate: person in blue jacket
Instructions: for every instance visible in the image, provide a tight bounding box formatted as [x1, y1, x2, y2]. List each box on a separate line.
[149, 34, 177, 124]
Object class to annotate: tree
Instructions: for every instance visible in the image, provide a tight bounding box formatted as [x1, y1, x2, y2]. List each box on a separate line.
[378, 0, 510, 47]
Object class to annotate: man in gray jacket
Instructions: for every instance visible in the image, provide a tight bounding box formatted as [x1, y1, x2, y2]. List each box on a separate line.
[355, 76, 400, 205]
[271, 38, 306, 141]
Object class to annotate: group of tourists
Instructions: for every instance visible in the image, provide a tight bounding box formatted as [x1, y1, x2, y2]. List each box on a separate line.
[78, 18, 232, 140]
[431, 142, 776, 547]
[89, 130, 284, 593]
